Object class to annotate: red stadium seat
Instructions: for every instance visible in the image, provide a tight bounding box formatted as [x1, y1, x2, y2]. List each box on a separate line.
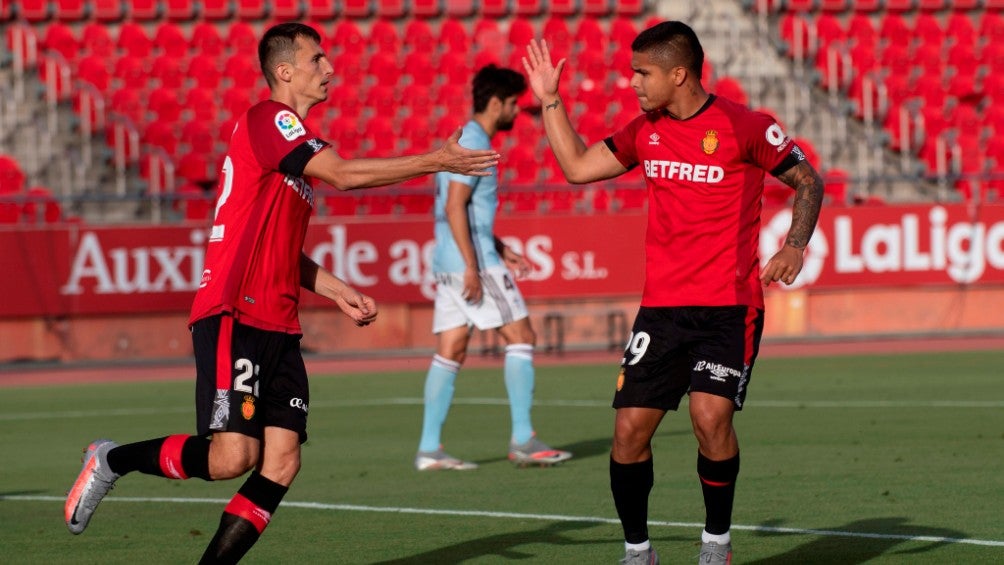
[19, 0, 51, 22]
[575, 18, 607, 54]
[78, 54, 112, 93]
[236, 0, 268, 20]
[143, 117, 180, 155]
[109, 87, 147, 125]
[42, 23, 79, 62]
[332, 52, 365, 86]
[190, 22, 225, 56]
[849, 0, 881, 12]
[402, 52, 436, 87]
[186, 57, 222, 90]
[815, 13, 845, 51]
[54, 0, 87, 21]
[713, 76, 748, 107]
[542, 17, 573, 61]
[362, 194, 399, 215]
[581, 0, 611, 16]
[396, 193, 435, 214]
[508, 18, 537, 51]
[369, 52, 402, 87]
[200, 0, 233, 20]
[445, 0, 475, 17]
[403, 19, 436, 54]
[118, 22, 153, 58]
[502, 144, 541, 187]
[22, 187, 62, 223]
[514, 0, 543, 16]
[176, 183, 214, 222]
[545, 0, 577, 15]
[846, 14, 876, 48]
[342, 0, 373, 18]
[269, 0, 302, 20]
[411, 0, 441, 18]
[222, 85, 253, 118]
[439, 19, 470, 52]
[332, 19, 366, 55]
[151, 54, 187, 89]
[226, 21, 259, 53]
[128, 0, 161, 20]
[81, 23, 115, 57]
[304, 0, 338, 20]
[401, 115, 434, 152]
[114, 55, 150, 90]
[883, 0, 914, 12]
[480, 0, 510, 18]
[223, 54, 260, 89]
[92, 0, 127, 21]
[878, 13, 910, 48]
[610, 16, 637, 51]
[613, 0, 645, 16]
[183, 88, 219, 122]
[912, 13, 943, 50]
[165, 0, 197, 20]
[154, 23, 189, 58]
[400, 83, 435, 118]
[375, 0, 407, 18]
[148, 87, 183, 123]
[370, 19, 401, 52]
[0, 155, 26, 194]
[438, 51, 472, 87]
[613, 187, 647, 210]
[819, 0, 849, 13]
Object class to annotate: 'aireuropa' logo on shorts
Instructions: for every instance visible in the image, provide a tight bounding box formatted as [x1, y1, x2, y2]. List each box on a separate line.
[275, 110, 305, 141]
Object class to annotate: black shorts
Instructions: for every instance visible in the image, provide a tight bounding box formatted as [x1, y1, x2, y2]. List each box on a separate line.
[613, 305, 764, 411]
[192, 314, 309, 443]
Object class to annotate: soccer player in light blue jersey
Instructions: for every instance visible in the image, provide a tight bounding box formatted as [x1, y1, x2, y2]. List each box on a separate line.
[415, 65, 573, 471]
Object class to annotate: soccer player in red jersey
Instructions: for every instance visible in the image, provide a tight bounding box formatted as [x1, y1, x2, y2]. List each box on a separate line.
[524, 21, 824, 564]
[65, 23, 499, 563]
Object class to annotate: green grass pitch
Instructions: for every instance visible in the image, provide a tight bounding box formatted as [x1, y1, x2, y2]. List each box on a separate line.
[1, 350, 1003, 563]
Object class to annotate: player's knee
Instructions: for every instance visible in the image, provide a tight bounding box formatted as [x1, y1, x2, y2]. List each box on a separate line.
[209, 454, 257, 480]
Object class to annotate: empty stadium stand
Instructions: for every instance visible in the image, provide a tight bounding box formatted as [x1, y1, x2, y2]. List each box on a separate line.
[1, 0, 1000, 224]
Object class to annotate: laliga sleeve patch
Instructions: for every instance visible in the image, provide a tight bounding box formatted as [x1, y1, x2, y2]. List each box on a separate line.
[275, 110, 306, 141]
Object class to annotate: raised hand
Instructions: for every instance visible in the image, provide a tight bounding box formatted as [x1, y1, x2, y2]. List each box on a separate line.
[522, 39, 566, 102]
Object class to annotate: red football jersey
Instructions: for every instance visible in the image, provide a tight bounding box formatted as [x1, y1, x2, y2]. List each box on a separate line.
[189, 100, 330, 333]
[608, 95, 801, 309]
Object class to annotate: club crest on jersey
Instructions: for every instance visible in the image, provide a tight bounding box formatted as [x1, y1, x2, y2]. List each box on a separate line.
[648, 133, 660, 145]
[275, 110, 305, 141]
[701, 130, 719, 155]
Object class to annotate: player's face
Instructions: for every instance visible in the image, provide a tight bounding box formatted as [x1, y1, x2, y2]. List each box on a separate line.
[495, 95, 521, 132]
[629, 51, 677, 112]
[290, 36, 334, 104]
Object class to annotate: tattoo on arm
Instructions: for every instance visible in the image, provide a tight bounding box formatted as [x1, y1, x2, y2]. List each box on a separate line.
[545, 99, 561, 111]
[776, 161, 824, 249]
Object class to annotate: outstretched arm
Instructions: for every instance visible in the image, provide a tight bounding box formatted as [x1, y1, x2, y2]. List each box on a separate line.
[523, 39, 626, 184]
[300, 253, 378, 326]
[304, 128, 500, 191]
[760, 160, 825, 287]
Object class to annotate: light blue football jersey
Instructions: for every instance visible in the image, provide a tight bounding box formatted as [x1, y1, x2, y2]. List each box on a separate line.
[432, 120, 502, 273]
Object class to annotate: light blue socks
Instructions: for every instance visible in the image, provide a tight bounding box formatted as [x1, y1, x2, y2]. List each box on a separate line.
[418, 355, 460, 453]
[504, 344, 535, 445]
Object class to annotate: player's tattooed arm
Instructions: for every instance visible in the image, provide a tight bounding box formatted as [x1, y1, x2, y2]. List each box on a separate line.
[544, 99, 561, 111]
[776, 160, 824, 249]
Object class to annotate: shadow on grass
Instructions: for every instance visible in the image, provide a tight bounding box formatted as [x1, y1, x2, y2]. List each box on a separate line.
[471, 428, 691, 466]
[370, 519, 665, 564]
[746, 517, 969, 564]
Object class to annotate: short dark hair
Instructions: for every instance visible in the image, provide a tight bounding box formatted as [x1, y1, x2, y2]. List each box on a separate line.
[471, 64, 528, 114]
[259, 23, 322, 88]
[632, 21, 704, 79]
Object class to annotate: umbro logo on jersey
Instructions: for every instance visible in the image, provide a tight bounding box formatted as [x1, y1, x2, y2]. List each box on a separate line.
[648, 133, 660, 145]
[275, 110, 306, 141]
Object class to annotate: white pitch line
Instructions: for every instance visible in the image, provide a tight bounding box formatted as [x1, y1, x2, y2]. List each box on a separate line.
[4, 495, 1003, 548]
[2, 397, 1004, 421]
